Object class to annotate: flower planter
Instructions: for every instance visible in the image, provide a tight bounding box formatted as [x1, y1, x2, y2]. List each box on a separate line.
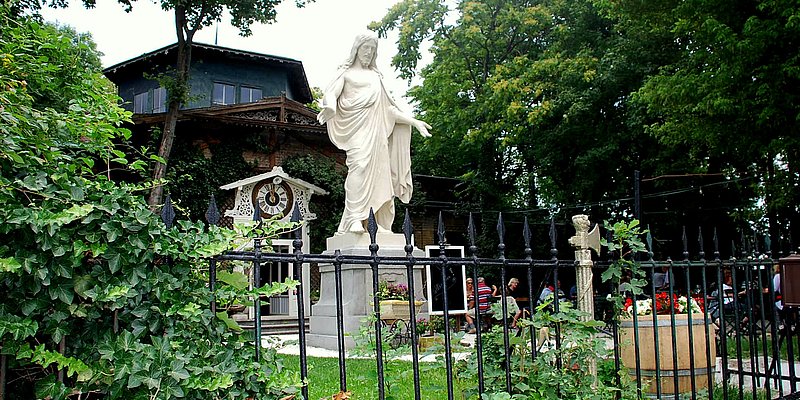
[379, 300, 424, 323]
[620, 314, 716, 397]
[418, 334, 444, 351]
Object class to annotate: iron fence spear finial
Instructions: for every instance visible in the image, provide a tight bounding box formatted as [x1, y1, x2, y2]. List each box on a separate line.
[549, 217, 557, 260]
[468, 213, 477, 253]
[367, 208, 378, 247]
[698, 226, 705, 260]
[402, 208, 413, 252]
[205, 195, 220, 226]
[682, 226, 689, 261]
[523, 216, 532, 260]
[161, 194, 176, 229]
[496, 212, 505, 251]
[437, 211, 446, 246]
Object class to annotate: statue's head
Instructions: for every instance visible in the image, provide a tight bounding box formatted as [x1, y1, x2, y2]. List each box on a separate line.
[345, 32, 379, 70]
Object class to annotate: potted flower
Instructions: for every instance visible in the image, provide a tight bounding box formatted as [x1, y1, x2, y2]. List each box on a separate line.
[376, 280, 424, 322]
[415, 317, 445, 351]
[621, 292, 705, 318]
[619, 292, 715, 396]
[604, 220, 715, 396]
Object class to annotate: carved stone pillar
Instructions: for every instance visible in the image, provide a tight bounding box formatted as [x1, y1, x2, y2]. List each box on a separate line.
[568, 214, 600, 384]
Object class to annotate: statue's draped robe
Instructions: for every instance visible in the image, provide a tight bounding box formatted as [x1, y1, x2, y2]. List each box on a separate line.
[323, 68, 412, 233]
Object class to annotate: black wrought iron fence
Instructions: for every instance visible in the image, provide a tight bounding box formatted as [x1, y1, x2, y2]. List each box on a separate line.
[187, 197, 799, 400]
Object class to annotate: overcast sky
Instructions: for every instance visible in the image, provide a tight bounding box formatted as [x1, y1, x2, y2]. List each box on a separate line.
[41, 0, 425, 106]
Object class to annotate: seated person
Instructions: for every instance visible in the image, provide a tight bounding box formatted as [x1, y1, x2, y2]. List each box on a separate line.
[773, 264, 784, 326]
[652, 266, 670, 292]
[464, 277, 493, 334]
[709, 271, 749, 326]
[465, 277, 475, 310]
[492, 278, 527, 328]
[537, 280, 567, 311]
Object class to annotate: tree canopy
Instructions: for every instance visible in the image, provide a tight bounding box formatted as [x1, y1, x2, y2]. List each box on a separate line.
[373, 0, 799, 252]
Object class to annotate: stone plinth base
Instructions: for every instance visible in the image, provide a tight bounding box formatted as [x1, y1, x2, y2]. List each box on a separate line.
[307, 232, 426, 351]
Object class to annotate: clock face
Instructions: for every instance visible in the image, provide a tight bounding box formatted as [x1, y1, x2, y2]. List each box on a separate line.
[253, 180, 294, 218]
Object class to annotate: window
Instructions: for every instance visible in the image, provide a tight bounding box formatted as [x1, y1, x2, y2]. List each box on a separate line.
[240, 86, 263, 103]
[212, 82, 235, 105]
[153, 87, 167, 113]
[133, 92, 148, 114]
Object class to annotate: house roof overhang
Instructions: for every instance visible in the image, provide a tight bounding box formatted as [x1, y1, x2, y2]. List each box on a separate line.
[103, 42, 313, 104]
[220, 165, 327, 195]
[131, 95, 327, 135]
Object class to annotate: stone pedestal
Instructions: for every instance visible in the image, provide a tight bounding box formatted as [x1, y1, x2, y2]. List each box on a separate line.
[306, 232, 426, 350]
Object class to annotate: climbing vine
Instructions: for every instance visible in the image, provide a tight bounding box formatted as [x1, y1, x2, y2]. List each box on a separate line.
[281, 154, 345, 252]
[0, 12, 303, 398]
[165, 136, 257, 222]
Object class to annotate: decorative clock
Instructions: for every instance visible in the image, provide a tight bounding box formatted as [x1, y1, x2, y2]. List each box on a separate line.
[252, 177, 294, 219]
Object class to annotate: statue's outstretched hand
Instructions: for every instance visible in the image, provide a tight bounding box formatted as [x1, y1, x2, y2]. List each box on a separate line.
[317, 106, 336, 125]
[414, 120, 432, 137]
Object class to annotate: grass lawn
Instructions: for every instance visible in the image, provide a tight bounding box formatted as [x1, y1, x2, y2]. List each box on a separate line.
[278, 354, 475, 400]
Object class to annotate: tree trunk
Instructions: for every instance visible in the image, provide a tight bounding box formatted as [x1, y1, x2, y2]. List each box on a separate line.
[147, 5, 193, 208]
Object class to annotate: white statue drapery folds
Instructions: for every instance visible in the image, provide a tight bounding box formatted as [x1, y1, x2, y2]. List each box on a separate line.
[318, 33, 430, 234]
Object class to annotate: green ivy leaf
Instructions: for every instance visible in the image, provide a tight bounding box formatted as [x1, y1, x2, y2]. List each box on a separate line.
[35, 375, 69, 400]
[106, 252, 121, 273]
[49, 281, 75, 304]
[215, 311, 242, 332]
[0, 257, 22, 273]
[21, 298, 48, 316]
[127, 372, 144, 389]
[217, 270, 249, 290]
[0, 314, 38, 340]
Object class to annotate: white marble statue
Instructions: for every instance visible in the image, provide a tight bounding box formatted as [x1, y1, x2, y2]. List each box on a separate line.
[317, 32, 431, 234]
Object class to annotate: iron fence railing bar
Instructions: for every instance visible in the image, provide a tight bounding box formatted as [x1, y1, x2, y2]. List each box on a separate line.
[609, 228, 622, 399]
[666, 260, 679, 399]
[743, 256, 758, 400]
[787, 310, 798, 393]
[682, 227, 699, 399]
[291, 207, 309, 400]
[683, 228, 694, 398]
[207, 197, 220, 315]
[0, 354, 6, 400]
[730, 251, 745, 400]
[217, 252, 577, 268]
[713, 229, 730, 400]
[647, 259, 664, 398]
[683, 265, 698, 400]
[436, 212, 455, 400]
[523, 217, 537, 362]
[209, 258, 217, 314]
[366, 209, 385, 400]
[468, 213, 485, 396]
[754, 250, 772, 400]
[402, 210, 422, 400]
[253, 221, 263, 363]
[550, 220, 563, 377]
[767, 258, 784, 397]
[698, 227, 714, 399]
[497, 213, 513, 393]
[333, 249, 347, 393]
[631, 287, 642, 399]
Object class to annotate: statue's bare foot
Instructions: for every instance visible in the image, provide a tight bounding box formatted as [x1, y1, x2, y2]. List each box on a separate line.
[377, 225, 392, 234]
[347, 221, 365, 233]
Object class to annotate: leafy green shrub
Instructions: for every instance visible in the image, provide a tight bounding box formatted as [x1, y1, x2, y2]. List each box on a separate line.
[0, 8, 302, 399]
[456, 301, 637, 399]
